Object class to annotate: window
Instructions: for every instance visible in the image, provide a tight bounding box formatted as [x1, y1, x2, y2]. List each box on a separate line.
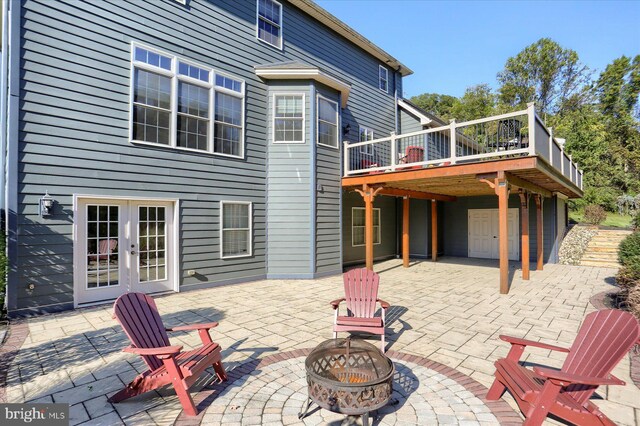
[131, 44, 245, 158]
[359, 126, 374, 155]
[273, 94, 304, 143]
[317, 96, 338, 148]
[221, 201, 252, 258]
[257, 0, 282, 49]
[379, 65, 388, 93]
[352, 207, 381, 246]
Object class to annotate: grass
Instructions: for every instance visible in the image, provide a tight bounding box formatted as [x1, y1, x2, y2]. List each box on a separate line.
[569, 209, 634, 228]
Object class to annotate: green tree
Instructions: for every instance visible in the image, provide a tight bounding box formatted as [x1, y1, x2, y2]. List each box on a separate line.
[497, 38, 590, 115]
[450, 84, 496, 121]
[409, 93, 457, 120]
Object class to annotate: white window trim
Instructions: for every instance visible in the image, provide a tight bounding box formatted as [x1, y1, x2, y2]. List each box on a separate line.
[256, 0, 283, 50]
[352, 207, 381, 247]
[220, 201, 253, 259]
[359, 126, 374, 155]
[129, 42, 246, 159]
[379, 65, 388, 93]
[272, 92, 305, 144]
[316, 94, 339, 149]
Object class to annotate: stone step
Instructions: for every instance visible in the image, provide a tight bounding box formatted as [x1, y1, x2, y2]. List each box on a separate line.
[579, 259, 621, 268]
[587, 247, 620, 252]
[581, 254, 619, 262]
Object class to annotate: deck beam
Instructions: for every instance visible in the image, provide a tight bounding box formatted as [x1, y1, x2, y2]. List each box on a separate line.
[431, 200, 438, 262]
[535, 194, 544, 271]
[403, 197, 410, 268]
[519, 191, 530, 280]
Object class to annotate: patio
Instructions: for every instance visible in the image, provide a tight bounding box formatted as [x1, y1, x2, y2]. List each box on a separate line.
[2, 258, 638, 425]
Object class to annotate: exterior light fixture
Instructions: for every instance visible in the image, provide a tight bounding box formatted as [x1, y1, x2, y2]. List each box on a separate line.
[342, 123, 351, 136]
[40, 191, 54, 217]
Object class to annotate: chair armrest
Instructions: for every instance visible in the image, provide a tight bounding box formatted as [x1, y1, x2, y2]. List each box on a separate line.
[499, 335, 570, 353]
[330, 298, 345, 309]
[123, 345, 182, 358]
[166, 322, 219, 332]
[377, 299, 390, 310]
[533, 367, 625, 387]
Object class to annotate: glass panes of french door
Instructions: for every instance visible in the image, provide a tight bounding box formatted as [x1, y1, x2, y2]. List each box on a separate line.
[138, 206, 166, 282]
[86, 205, 120, 288]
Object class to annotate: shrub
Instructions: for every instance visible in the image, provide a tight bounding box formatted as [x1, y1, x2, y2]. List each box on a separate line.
[583, 204, 606, 225]
[583, 187, 618, 212]
[616, 265, 640, 294]
[628, 284, 640, 320]
[632, 213, 640, 231]
[619, 231, 640, 267]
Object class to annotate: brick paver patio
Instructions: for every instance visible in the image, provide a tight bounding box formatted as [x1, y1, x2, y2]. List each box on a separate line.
[2, 258, 638, 425]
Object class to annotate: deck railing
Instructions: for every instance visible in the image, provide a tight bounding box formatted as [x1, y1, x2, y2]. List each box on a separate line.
[343, 103, 583, 191]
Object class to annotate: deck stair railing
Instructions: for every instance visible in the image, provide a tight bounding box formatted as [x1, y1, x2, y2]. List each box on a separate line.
[343, 103, 583, 191]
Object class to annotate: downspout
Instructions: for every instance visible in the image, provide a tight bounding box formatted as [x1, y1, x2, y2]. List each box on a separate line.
[1, 0, 9, 215]
[309, 83, 316, 276]
[5, 0, 20, 312]
[393, 68, 399, 257]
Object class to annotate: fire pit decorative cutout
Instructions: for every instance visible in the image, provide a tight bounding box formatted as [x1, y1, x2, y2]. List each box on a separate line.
[299, 337, 394, 425]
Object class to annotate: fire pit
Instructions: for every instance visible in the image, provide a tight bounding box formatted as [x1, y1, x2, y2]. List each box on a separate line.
[298, 337, 394, 425]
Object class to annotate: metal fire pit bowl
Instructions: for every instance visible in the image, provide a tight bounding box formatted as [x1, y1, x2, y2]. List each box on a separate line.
[299, 337, 394, 425]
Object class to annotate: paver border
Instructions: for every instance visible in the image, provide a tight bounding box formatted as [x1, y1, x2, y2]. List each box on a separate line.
[174, 347, 522, 426]
[0, 321, 30, 403]
[590, 289, 640, 388]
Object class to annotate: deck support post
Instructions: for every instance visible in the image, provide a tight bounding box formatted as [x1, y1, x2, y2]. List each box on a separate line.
[496, 173, 509, 294]
[431, 200, 438, 262]
[402, 197, 410, 267]
[519, 191, 530, 280]
[535, 194, 544, 271]
[355, 184, 383, 271]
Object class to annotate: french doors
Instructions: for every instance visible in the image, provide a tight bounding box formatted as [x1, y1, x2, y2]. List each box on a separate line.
[75, 198, 175, 305]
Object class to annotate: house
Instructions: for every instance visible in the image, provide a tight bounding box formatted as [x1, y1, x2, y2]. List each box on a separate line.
[0, 0, 582, 317]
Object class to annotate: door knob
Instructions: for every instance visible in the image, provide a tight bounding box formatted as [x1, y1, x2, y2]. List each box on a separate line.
[131, 251, 136, 255]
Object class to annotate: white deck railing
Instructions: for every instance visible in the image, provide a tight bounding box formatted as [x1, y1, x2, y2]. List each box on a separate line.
[343, 103, 583, 191]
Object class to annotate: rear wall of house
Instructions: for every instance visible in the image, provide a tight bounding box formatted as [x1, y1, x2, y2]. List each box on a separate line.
[9, 0, 400, 314]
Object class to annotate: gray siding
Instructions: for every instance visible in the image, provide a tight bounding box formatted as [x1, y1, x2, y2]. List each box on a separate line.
[399, 109, 423, 134]
[442, 195, 557, 263]
[315, 86, 342, 276]
[11, 0, 400, 313]
[266, 83, 311, 276]
[342, 192, 397, 265]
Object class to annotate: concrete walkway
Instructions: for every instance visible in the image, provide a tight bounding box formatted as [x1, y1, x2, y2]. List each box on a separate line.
[3, 258, 638, 425]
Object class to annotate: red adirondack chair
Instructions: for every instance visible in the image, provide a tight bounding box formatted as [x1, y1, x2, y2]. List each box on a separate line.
[330, 268, 389, 352]
[108, 293, 227, 416]
[487, 309, 640, 426]
[87, 238, 118, 264]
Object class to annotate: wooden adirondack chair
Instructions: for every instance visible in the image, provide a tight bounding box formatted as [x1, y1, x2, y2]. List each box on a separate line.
[108, 293, 227, 416]
[487, 309, 640, 426]
[330, 268, 389, 352]
[87, 239, 117, 264]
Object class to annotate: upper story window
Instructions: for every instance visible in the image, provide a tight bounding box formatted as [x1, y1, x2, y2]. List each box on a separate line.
[379, 65, 388, 93]
[257, 0, 283, 49]
[317, 96, 339, 149]
[273, 94, 304, 143]
[359, 126, 374, 155]
[131, 44, 245, 158]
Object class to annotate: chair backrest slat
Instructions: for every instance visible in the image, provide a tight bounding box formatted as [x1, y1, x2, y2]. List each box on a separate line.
[113, 293, 171, 371]
[343, 269, 379, 318]
[562, 309, 640, 404]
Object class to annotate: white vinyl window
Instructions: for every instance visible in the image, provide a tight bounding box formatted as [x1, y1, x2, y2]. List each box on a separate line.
[352, 207, 381, 247]
[379, 65, 388, 92]
[257, 0, 283, 49]
[221, 201, 252, 258]
[273, 94, 304, 143]
[317, 96, 339, 148]
[131, 44, 245, 158]
[359, 126, 374, 155]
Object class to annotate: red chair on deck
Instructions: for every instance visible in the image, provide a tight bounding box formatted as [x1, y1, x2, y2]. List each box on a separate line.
[399, 146, 424, 170]
[487, 309, 640, 426]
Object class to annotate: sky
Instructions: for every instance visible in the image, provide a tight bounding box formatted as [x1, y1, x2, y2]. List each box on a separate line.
[315, 0, 640, 99]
